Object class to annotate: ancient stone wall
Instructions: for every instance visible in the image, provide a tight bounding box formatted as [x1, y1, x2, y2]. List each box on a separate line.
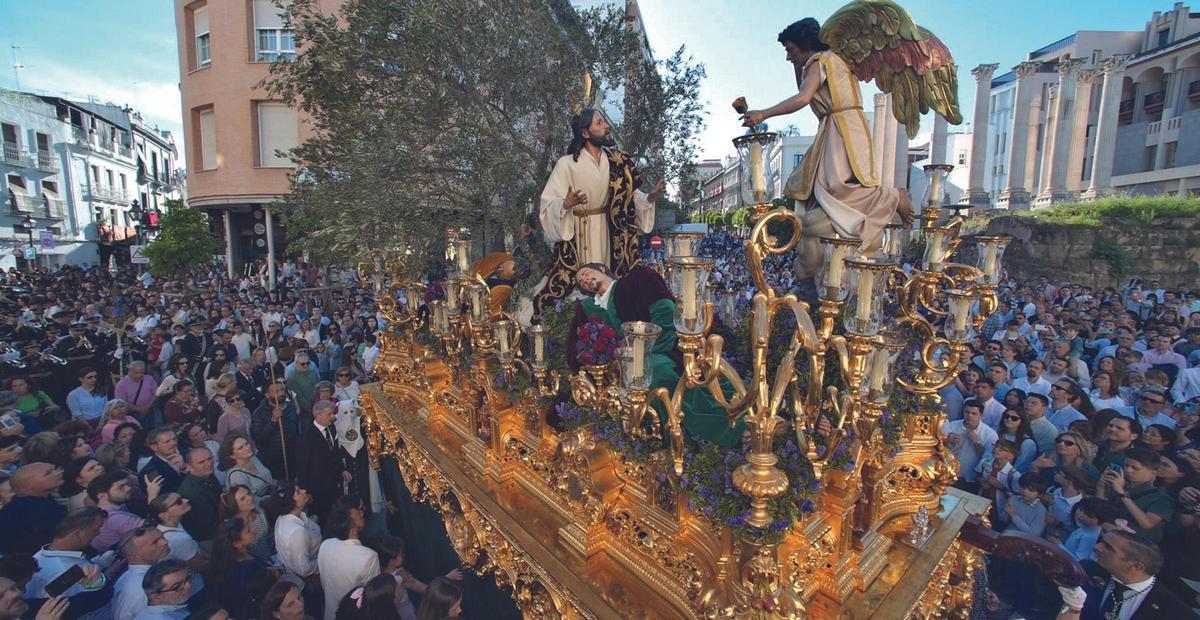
[962, 216, 1200, 289]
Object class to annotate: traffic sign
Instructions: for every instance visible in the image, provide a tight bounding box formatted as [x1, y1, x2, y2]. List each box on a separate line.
[130, 245, 150, 264]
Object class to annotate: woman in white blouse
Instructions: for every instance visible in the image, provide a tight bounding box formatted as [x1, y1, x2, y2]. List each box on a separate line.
[264, 481, 322, 587]
[219, 431, 276, 498]
[1088, 371, 1127, 411]
[151, 492, 208, 577]
[332, 366, 360, 403]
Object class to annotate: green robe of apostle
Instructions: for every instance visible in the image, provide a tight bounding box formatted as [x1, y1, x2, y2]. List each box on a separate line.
[570, 267, 743, 447]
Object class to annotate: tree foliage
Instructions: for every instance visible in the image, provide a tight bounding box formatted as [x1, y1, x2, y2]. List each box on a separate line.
[142, 200, 222, 277]
[262, 0, 706, 270]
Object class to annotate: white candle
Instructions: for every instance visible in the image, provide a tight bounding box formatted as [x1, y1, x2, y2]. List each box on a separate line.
[447, 284, 459, 313]
[869, 349, 888, 393]
[498, 328, 509, 355]
[681, 271, 697, 320]
[982, 244, 998, 282]
[632, 336, 646, 384]
[950, 296, 970, 332]
[827, 244, 848, 289]
[926, 230, 947, 269]
[855, 271, 875, 323]
[750, 143, 766, 200]
[456, 243, 470, 275]
[534, 332, 545, 366]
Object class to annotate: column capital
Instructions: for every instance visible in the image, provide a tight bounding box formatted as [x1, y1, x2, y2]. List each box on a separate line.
[971, 63, 1000, 82]
[1101, 54, 1133, 75]
[1014, 61, 1043, 79]
[1076, 68, 1100, 86]
[1056, 58, 1087, 80]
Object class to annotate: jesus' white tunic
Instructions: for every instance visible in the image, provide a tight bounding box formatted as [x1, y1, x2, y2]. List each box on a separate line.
[539, 149, 655, 267]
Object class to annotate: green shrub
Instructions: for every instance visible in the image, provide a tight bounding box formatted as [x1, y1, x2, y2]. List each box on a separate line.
[1013, 196, 1200, 228]
[1091, 236, 1131, 279]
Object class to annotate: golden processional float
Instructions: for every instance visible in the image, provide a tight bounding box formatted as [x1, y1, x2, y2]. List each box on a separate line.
[356, 129, 1019, 616]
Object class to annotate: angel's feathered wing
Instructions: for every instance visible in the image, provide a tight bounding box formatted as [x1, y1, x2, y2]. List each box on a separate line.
[821, 0, 961, 139]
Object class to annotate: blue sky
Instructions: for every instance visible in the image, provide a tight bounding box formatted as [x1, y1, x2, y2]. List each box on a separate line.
[0, 0, 1166, 165]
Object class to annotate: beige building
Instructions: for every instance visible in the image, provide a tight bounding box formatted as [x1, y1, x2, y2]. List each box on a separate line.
[174, 0, 342, 279]
[957, 3, 1200, 209]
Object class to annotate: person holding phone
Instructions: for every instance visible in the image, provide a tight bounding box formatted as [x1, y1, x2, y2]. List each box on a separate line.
[27, 507, 112, 617]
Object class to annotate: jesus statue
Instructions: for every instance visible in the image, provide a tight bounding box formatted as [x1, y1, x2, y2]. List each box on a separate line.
[534, 108, 664, 311]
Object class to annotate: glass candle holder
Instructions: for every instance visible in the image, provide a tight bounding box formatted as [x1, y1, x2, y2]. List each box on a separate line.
[733, 132, 780, 206]
[465, 282, 488, 322]
[818, 236, 861, 302]
[922, 227, 955, 273]
[403, 282, 425, 315]
[668, 257, 714, 336]
[664, 232, 705, 259]
[943, 288, 976, 342]
[922, 164, 954, 210]
[975, 236, 1010, 286]
[453, 239, 473, 277]
[525, 324, 548, 370]
[492, 320, 517, 363]
[843, 258, 894, 336]
[863, 335, 902, 403]
[879, 224, 909, 263]
[429, 300, 448, 335]
[620, 321, 662, 391]
[445, 279, 463, 317]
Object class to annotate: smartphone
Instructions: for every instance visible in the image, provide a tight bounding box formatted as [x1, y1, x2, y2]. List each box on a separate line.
[0, 413, 16, 430]
[44, 565, 84, 598]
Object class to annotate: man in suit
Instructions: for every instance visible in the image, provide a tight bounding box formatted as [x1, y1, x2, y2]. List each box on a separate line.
[235, 357, 261, 411]
[294, 399, 349, 520]
[138, 426, 185, 495]
[1057, 529, 1197, 619]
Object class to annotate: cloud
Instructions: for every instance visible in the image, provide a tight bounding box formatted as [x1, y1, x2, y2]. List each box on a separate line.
[10, 58, 185, 165]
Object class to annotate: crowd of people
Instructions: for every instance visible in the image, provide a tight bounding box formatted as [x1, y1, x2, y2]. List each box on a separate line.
[0, 261, 464, 620]
[938, 276, 1200, 618]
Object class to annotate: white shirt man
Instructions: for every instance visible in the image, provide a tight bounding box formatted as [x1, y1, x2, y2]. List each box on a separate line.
[112, 528, 170, 620]
[318, 503, 380, 620]
[1013, 361, 1052, 397]
[275, 511, 322, 581]
[940, 405, 997, 485]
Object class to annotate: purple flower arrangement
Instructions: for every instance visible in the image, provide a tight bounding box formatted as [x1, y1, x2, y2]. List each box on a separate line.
[680, 437, 821, 543]
[576, 316, 619, 366]
[556, 402, 657, 462]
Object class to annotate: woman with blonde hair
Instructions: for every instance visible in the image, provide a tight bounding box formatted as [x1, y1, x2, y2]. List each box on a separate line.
[99, 399, 141, 445]
[1028, 430, 1099, 482]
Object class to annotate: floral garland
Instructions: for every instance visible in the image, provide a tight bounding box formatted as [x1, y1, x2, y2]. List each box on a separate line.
[576, 316, 619, 366]
[679, 436, 821, 544]
[556, 401, 657, 462]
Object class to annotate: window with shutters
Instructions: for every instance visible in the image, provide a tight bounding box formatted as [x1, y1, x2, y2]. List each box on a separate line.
[253, 0, 295, 62]
[196, 107, 217, 171]
[194, 7, 211, 68]
[256, 103, 298, 167]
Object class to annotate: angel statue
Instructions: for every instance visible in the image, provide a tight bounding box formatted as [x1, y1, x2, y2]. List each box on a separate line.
[740, 1, 961, 281]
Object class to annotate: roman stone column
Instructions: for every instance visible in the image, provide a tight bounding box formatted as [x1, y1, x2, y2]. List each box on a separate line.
[1036, 58, 1086, 206]
[1083, 55, 1133, 200]
[1065, 69, 1098, 196]
[998, 61, 1042, 210]
[965, 63, 999, 209]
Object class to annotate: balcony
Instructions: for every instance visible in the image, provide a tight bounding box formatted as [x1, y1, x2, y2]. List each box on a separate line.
[1143, 90, 1165, 114]
[82, 184, 133, 205]
[98, 224, 137, 242]
[1118, 98, 1135, 124]
[3, 142, 32, 167]
[36, 151, 58, 172]
[7, 192, 34, 214]
[43, 197, 66, 220]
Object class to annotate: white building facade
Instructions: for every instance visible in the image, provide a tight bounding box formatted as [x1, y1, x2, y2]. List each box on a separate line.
[959, 3, 1200, 209]
[0, 89, 179, 269]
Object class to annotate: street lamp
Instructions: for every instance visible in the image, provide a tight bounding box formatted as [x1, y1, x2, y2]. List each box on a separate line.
[21, 212, 34, 272]
[129, 199, 144, 245]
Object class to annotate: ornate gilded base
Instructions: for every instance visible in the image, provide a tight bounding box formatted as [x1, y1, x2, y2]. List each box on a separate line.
[362, 345, 989, 618]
